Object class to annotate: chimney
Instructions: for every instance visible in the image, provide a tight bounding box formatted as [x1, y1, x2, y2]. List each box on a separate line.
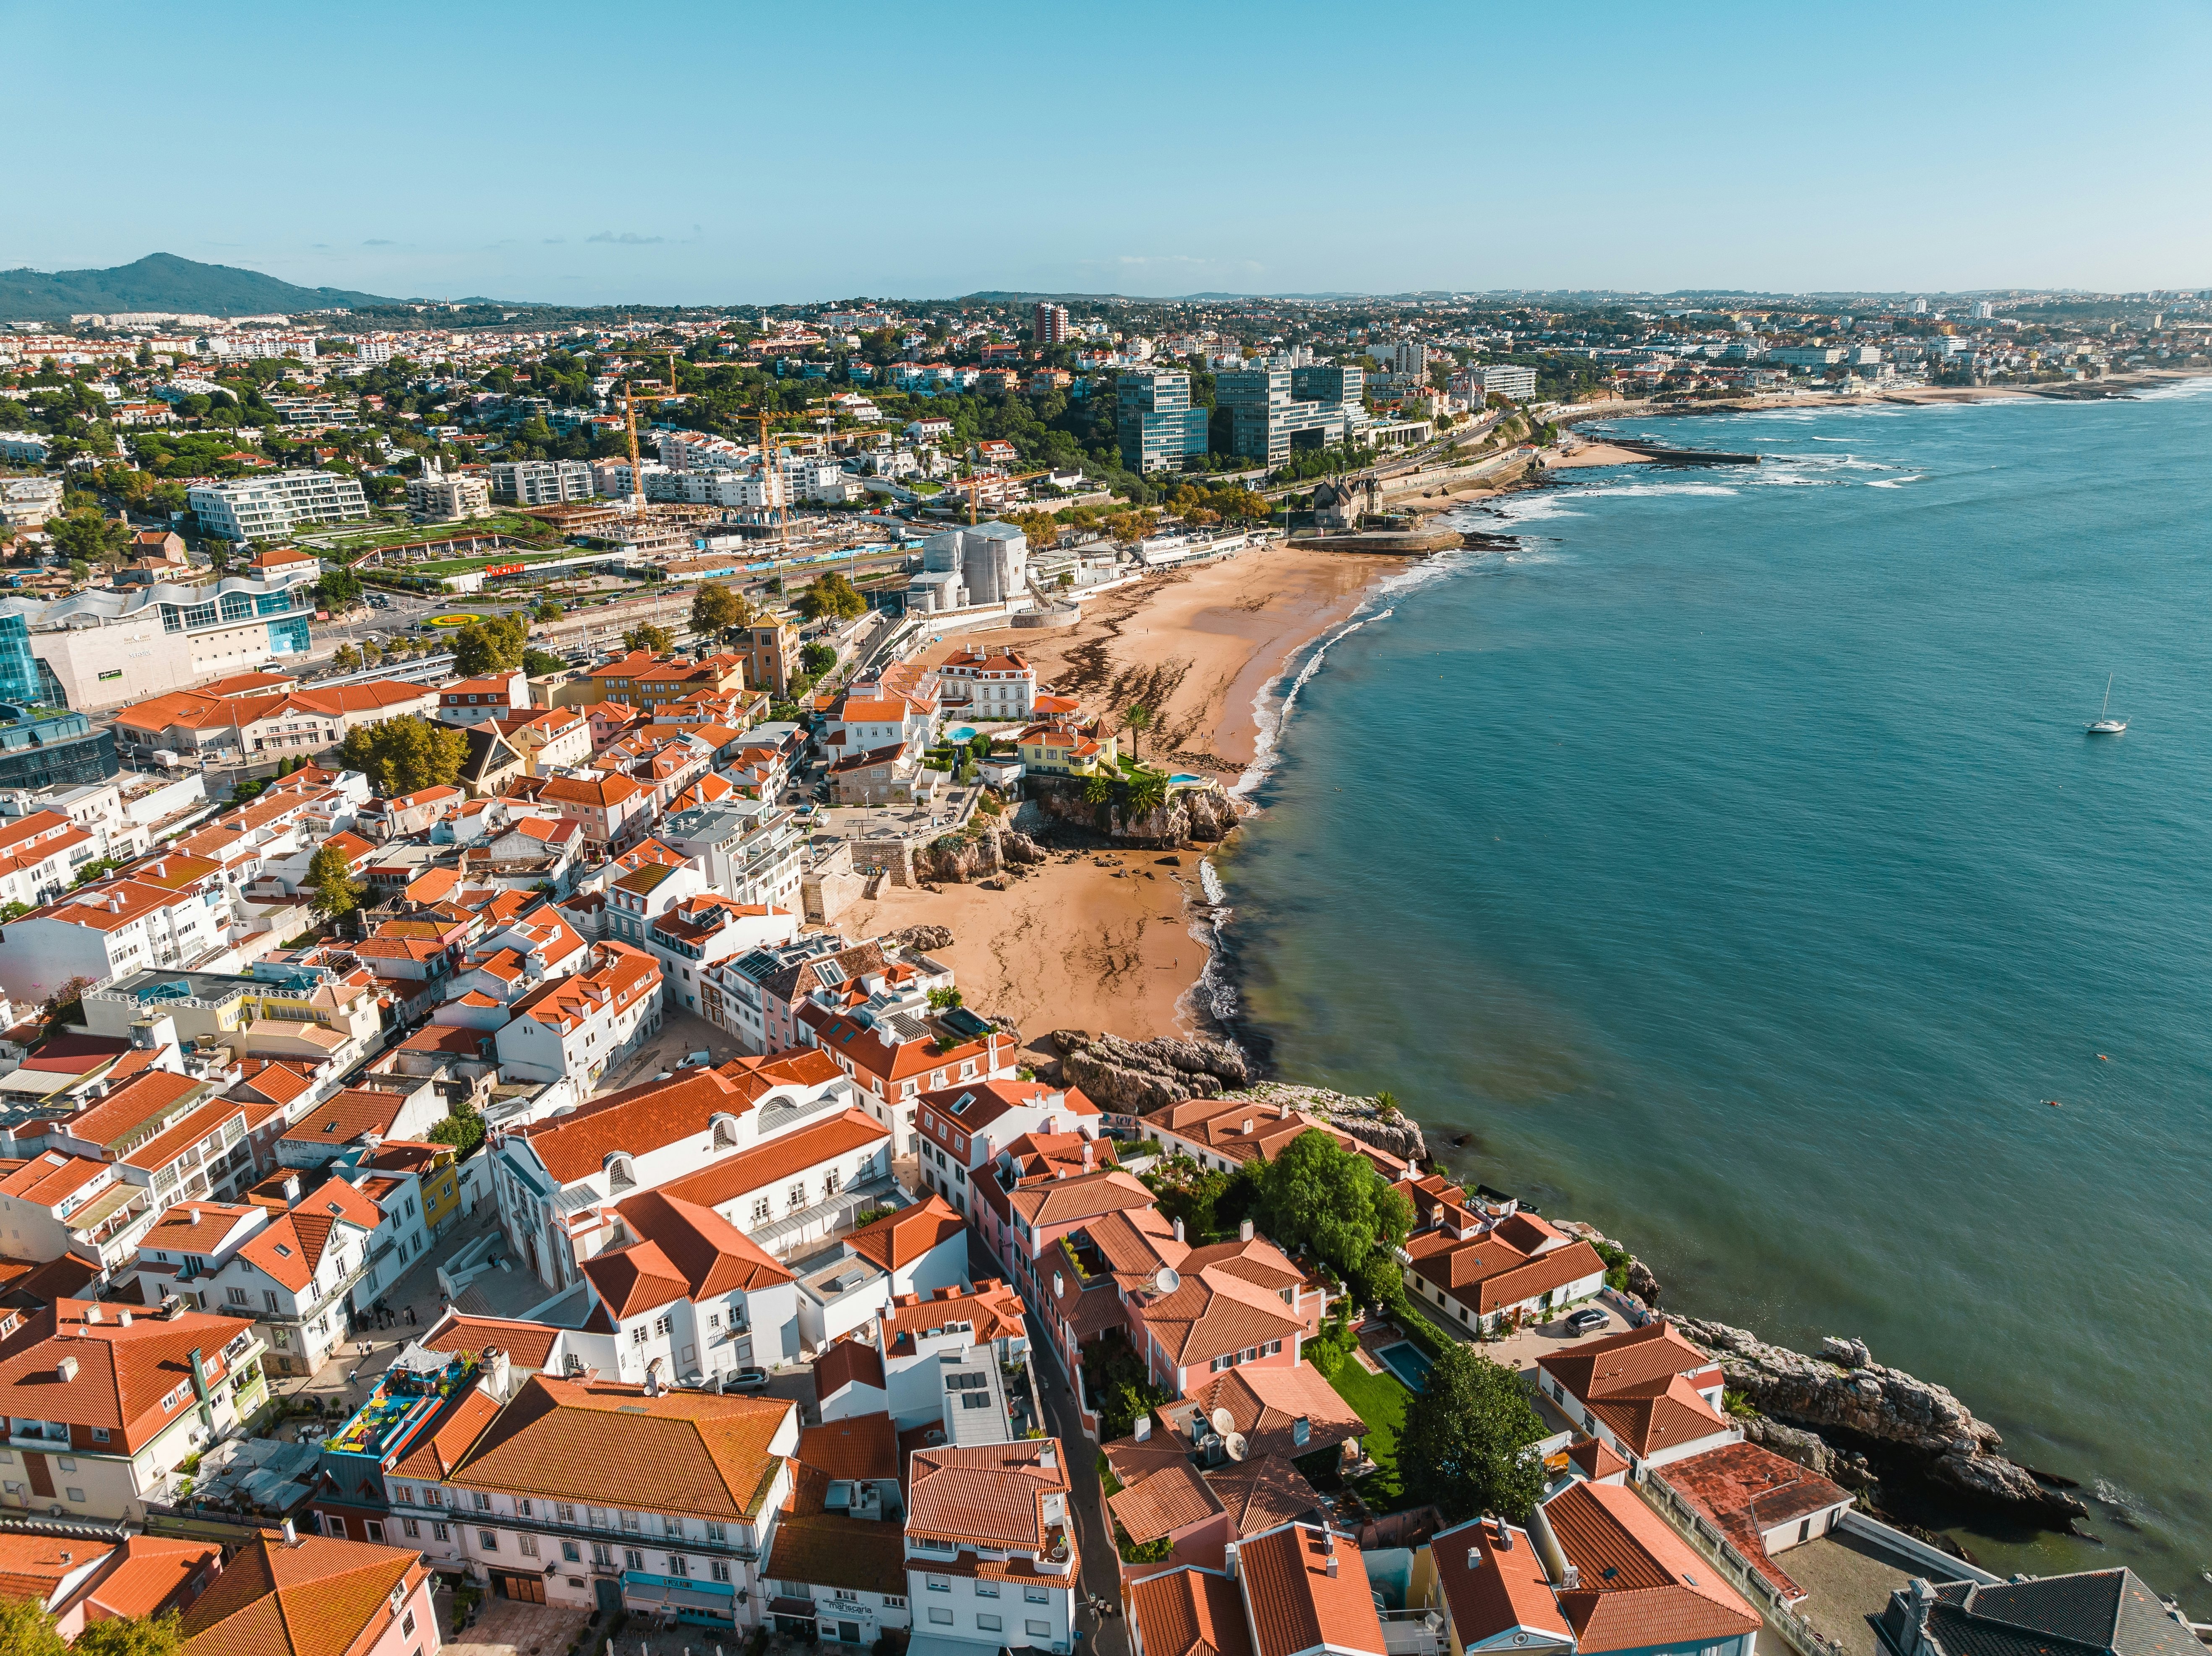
[1325, 1552, 1338, 1579]
[189, 1206, 201, 1224]
[1278, 1101, 1291, 1120]
[1467, 1547, 1480, 1572]
[1038, 1442, 1056, 1470]
[1241, 1118, 1254, 1136]
[1133, 1415, 1151, 1442]
[1081, 1142, 1093, 1169]
[282, 1519, 298, 1546]
[1051, 1272, 1062, 1300]
[1292, 1415, 1309, 1448]
[84, 1305, 101, 1324]
[1239, 1218, 1253, 1243]
[118, 1310, 131, 1327]
[56, 1357, 78, 1382]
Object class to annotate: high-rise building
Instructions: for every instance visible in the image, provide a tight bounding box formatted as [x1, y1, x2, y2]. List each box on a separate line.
[1214, 364, 1366, 465]
[186, 470, 369, 542]
[1392, 340, 1429, 378]
[1034, 302, 1071, 346]
[1115, 370, 1210, 473]
[1472, 364, 1538, 402]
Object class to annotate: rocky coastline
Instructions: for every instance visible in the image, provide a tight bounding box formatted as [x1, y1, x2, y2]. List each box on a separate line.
[1672, 1317, 2090, 1527]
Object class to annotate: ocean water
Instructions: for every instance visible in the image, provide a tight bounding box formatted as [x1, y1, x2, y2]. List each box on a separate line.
[1220, 382, 2212, 1606]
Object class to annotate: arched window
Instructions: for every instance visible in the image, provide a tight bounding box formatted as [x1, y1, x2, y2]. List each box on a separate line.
[605, 1153, 636, 1193]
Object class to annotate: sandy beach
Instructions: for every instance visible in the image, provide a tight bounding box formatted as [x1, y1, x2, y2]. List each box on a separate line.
[824, 541, 1406, 1046]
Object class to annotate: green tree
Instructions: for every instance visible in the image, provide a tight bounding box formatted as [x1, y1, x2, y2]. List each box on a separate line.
[1399, 1344, 1548, 1523]
[428, 1093, 485, 1158]
[793, 570, 866, 622]
[1252, 1129, 1414, 1288]
[1124, 767, 1168, 818]
[623, 622, 674, 654]
[74, 1611, 185, 1656]
[450, 613, 527, 675]
[522, 647, 566, 676]
[800, 641, 836, 677]
[533, 597, 564, 622]
[47, 508, 130, 565]
[690, 580, 752, 640]
[339, 715, 468, 797]
[306, 843, 365, 919]
[1121, 704, 1153, 761]
[315, 567, 363, 610]
[332, 643, 360, 672]
[0, 1596, 68, 1656]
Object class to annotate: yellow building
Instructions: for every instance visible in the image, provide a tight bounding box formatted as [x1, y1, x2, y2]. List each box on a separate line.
[1019, 727, 1117, 777]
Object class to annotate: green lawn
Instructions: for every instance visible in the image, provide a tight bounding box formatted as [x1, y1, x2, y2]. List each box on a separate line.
[1306, 1340, 1411, 1508]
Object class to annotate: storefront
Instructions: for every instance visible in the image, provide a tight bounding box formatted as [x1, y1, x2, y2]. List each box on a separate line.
[621, 1570, 738, 1629]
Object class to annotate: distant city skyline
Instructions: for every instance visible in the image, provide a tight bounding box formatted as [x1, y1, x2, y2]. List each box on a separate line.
[12, 0, 2212, 304]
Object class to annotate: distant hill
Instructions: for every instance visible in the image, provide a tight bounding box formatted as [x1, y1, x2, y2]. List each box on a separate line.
[0, 253, 405, 322]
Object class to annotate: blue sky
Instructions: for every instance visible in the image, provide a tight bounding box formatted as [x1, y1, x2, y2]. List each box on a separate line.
[10, 0, 2212, 303]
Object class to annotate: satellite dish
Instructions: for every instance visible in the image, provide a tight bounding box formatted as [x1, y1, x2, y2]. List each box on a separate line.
[1153, 1267, 1181, 1295]
[1211, 1408, 1237, 1437]
[1224, 1432, 1248, 1462]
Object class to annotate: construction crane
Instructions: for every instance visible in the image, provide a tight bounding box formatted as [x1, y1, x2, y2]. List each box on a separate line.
[619, 379, 684, 509]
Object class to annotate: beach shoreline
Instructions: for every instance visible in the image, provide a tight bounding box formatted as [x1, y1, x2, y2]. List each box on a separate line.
[834, 540, 1407, 1051]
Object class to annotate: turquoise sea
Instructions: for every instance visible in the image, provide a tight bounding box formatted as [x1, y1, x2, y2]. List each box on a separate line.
[1218, 381, 2212, 1607]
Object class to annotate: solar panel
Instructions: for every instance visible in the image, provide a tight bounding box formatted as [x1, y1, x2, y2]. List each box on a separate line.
[815, 959, 847, 987]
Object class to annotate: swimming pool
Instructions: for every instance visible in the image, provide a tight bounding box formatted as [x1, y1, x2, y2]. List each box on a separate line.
[947, 726, 979, 742]
[1375, 1341, 1432, 1391]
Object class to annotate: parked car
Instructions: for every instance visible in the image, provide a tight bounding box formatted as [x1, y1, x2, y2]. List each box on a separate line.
[1564, 1307, 1609, 1335]
[726, 1367, 771, 1392]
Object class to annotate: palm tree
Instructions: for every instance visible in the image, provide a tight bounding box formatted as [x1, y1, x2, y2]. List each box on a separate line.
[1083, 771, 1115, 807]
[1122, 704, 1153, 761]
[1126, 768, 1169, 818]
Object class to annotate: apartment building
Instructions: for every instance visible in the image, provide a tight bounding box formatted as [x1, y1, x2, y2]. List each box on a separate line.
[179, 1531, 441, 1656]
[0, 1297, 269, 1522]
[430, 1375, 800, 1627]
[913, 1078, 1101, 1219]
[407, 471, 491, 523]
[1470, 364, 1538, 402]
[574, 1189, 800, 1383]
[492, 941, 665, 1087]
[904, 1439, 1079, 1653]
[188, 471, 370, 541]
[538, 773, 654, 850]
[487, 459, 596, 506]
[934, 647, 1038, 718]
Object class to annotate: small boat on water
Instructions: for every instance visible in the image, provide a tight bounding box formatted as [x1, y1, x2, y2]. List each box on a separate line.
[2086, 675, 2127, 735]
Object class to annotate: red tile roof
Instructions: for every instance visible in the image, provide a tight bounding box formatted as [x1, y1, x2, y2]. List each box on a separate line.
[1130, 1567, 1254, 1656]
[1543, 1480, 1762, 1653]
[179, 1531, 425, 1656]
[1234, 1522, 1387, 1656]
[842, 1194, 965, 1274]
[798, 1412, 899, 1482]
[0, 1299, 256, 1453]
[906, 1437, 1070, 1551]
[1434, 1517, 1574, 1649]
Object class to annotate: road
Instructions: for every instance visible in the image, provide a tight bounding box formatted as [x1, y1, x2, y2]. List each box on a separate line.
[971, 1235, 1129, 1656]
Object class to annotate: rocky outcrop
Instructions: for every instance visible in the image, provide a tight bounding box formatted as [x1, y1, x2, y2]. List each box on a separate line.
[1053, 1031, 1250, 1114]
[889, 925, 954, 952]
[1675, 1318, 2087, 1523]
[911, 826, 1048, 885]
[1216, 1081, 1428, 1166]
[1029, 778, 1240, 845]
[1554, 1221, 1663, 1308]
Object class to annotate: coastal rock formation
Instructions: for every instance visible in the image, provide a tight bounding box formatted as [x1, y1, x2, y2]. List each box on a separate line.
[889, 924, 954, 952]
[1028, 779, 1240, 846]
[1675, 1318, 2087, 1523]
[1054, 1031, 1250, 1113]
[1554, 1221, 1664, 1308]
[909, 826, 1048, 885]
[1216, 1081, 1428, 1166]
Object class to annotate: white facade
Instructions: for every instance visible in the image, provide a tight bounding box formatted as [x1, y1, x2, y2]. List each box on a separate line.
[486, 459, 595, 505]
[188, 470, 370, 541]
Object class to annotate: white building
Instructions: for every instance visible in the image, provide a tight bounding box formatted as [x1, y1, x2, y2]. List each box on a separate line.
[903, 1439, 1077, 1654]
[485, 459, 595, 505]
[491, 942, 665, 1087]
[934, 647, 1038, 719]
[1472, 364, 1538, 401]
[188, 471, 370, 541]
[407, 471, 491, 523]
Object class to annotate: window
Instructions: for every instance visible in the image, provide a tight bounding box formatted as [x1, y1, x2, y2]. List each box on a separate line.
[519, 1534, 539, 1557]
[402, 1614, 416, 1640]
[786, 1182, 808, 1212]
[558, 1502, 576, 1524]
[227, 1286, 249, 1305]
[749, 1196, 770, 1224]
[661, 1515, 682, 1537]
[823, 1169, 840, 1195]
[621, 1512, 642, 1533]
[1261, 1339, 1282, 1357]
[667, 1554, 689, 1577]
[425, 1488, 444, 1507]
[977, 1615, 1002, 1633]
[592, 1544, 612, 1566]
[631, 1326, 647, 1346]
[1027, 1621, 1052, 1638]
[624, 1549, 644, 1570]
[926, 1575, 950, 1594]
[928, 1610, 953, 1627]
[519, 1500, 534, 1518]
[64, 1487, 84, 1503]
[976, 1582, 999, 1598]
[433, 1524, 451, 1543]
[403, 1519, 421, 1539]
[705, 1521, 726, 1543]
[472, 1491, 491, 1511]
[91, 1429, 107, 1444]
[56, 1458, 74, 1473]
[884, 1597, 906, 1610]
[711, 1561, 731, 1583]
[653, 1316, 670, 1337]
[477, 1530, 497, 1551]
[1025, 1587, 1050, 1604]
[393, 1485, 414, 1506]
[366, 1521, 386, 1543]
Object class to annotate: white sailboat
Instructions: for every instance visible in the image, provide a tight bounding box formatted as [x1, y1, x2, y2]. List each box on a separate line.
[2086, 675, 2127, 735]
